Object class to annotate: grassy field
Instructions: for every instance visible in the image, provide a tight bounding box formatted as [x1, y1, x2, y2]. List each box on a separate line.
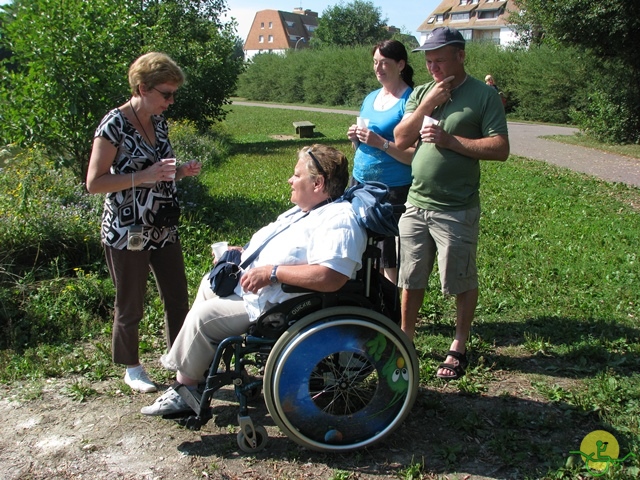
[1, 105, 639, 479]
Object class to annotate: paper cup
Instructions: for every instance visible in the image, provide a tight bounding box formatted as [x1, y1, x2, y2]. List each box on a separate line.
[422, 116, 439, 128]
[162, 158, 177, 179]
[356, 117, 370, 128]
[211, 241, 228, 259]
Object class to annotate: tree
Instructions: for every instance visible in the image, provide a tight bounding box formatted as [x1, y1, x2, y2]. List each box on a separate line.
[512, 0, 640, 143]
[139, 0, 243, 133]
[0, 0, 243, 178]
[312, 0, 390, 48]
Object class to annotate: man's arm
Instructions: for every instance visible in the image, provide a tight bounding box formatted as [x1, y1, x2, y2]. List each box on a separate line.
[430, 132, 510, 161]
[240, 264, 348, 294]
[394, 76, 454, 151]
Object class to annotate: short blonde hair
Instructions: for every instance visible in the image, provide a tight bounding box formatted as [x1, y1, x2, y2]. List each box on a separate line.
[128, 52, 185, 96]
[300, 144, 349, 199]
[485, 74, 494, 82]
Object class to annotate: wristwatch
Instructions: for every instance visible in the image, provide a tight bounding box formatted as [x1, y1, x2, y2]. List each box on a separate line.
[270, 265, 279, 284]
[382, 140, 390, 151]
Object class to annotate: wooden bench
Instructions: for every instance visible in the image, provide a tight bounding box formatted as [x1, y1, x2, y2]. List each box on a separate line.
[293, 121, 315, 138]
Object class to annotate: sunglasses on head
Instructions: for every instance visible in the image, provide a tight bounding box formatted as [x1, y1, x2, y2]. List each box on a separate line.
[152, 86, 177, 100]
[307, 149, 327, 179]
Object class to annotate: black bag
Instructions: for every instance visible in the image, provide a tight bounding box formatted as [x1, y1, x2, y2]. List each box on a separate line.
[208, 249, 243, 297]
[153, 203, 181, 228]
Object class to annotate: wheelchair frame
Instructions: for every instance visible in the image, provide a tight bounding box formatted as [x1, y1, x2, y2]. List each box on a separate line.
[168, 233, 418, 453]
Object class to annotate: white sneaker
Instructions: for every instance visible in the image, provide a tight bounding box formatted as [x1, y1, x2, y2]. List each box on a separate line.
[124, 367, 157, 393]
[140, 387, 191, 416]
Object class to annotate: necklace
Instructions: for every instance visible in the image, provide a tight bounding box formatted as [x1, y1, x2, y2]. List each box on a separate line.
[376, 84, 407, 110]
[129, 100, 154, 147]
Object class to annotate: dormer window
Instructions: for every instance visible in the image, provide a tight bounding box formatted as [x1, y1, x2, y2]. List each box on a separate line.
[451, 12, 470, 21]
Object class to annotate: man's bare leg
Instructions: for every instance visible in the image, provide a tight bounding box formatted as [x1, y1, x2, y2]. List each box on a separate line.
[437, 288, 478, 378]
[401, 287, 426, 340]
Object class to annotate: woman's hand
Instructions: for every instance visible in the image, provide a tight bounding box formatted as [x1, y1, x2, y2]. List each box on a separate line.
[177, 160, 202, 180]
[356, 126, 386, 150]
[239, 265, 270, 294]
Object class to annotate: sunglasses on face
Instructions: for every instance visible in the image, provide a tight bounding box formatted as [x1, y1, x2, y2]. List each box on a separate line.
[152, 86, 177, 100]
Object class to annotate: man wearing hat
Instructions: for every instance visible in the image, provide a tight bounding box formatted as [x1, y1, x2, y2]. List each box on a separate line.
[394, 27, 509, 380]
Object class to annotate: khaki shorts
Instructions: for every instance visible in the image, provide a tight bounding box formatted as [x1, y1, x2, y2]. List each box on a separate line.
[398, 204, 480, 295]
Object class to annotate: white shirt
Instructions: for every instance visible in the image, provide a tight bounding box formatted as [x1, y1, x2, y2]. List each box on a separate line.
[238, 201, 367, 320]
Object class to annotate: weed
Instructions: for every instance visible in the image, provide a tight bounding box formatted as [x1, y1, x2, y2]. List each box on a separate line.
[63, 380, 97, 402]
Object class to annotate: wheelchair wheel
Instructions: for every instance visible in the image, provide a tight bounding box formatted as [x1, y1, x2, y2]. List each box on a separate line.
[237, 425, 268, 453]
[263, 306, 418, 452]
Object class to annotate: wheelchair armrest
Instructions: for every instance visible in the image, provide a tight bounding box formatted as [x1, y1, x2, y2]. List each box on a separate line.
[281, 280, 363, 295]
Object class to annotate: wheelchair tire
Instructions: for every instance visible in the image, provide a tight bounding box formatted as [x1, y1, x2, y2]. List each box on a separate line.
[263, 306, 418, 452]
[236, 425, 268, 453]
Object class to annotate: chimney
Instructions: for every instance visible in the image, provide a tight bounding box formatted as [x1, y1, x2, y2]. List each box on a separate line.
[293, 8, 318, 18]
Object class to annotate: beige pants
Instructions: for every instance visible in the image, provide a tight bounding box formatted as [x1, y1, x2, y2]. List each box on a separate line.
[163, 275, 251, 381]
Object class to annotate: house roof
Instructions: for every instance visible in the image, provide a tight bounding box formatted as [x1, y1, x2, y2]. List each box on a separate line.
[417, 0, 518, 32]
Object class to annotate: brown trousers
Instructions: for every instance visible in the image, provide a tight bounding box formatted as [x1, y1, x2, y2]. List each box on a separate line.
[104, 240, 190, 365]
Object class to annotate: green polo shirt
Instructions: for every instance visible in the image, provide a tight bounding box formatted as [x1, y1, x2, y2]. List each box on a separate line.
[405, 75, 508, 211]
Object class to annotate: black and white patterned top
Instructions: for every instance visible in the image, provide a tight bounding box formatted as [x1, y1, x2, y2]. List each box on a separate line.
[94, 108, 179, 250]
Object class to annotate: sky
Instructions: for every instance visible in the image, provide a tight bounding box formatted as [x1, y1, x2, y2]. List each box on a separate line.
[0, 0, 441, 40]
[223, 0, 442, 41]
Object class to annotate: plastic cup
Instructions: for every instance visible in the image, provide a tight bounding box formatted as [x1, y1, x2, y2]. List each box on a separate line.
[211, 241, 228, 260]
[422, 116, 439, 128]
[356, 117, 370, 129]
[162, 158, 177, 179]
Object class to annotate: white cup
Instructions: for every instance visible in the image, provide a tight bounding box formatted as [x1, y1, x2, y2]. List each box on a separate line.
[422, 116, 439, 128]
[161, 158, 177, 179]
[211, 241, 228, 260]
[356, 117, 369, 129]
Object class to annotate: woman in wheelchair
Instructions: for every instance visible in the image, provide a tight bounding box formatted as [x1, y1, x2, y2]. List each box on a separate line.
[141, 145, 418, 453]
[141, 144, 368, 416]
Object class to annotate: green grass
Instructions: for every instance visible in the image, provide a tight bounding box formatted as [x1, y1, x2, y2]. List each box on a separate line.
[1, 105, 639, 479]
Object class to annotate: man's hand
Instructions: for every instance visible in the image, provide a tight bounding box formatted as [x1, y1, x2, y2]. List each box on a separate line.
[423, 75, 455, 109]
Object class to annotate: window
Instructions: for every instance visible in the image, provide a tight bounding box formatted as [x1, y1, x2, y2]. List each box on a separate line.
[436, 14, 444, 23]
[427, 16, 435, 24]
[451, 12, 470, 21]
[460, 29, 472, 41]
[478, 10, 499, 19]
[306, 25, 317, 32]
[286, 21, 295, 27]
[260, 22, 264, 29]
[268, 35, 273, 43]
[259, 35, 264, 43]
[269, 22, 273, 28]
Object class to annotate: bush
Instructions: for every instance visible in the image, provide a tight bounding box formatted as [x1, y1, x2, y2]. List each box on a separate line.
[508, 44, 594, 124]
[0, 122, 231, 352]
[570, 61, 640, 144]
[238, 46, 389, 108]
[0, 148, 108, 350]
[0, 148, 103, 278]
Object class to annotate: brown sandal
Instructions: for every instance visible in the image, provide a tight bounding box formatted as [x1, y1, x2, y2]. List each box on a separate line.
[436, 350, 468, 380]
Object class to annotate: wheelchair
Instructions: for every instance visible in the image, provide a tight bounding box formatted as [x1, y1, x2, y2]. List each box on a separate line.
[168, 231, 419, 453]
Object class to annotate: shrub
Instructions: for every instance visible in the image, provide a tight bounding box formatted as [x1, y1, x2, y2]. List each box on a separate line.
[570, 61, 640, 144]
